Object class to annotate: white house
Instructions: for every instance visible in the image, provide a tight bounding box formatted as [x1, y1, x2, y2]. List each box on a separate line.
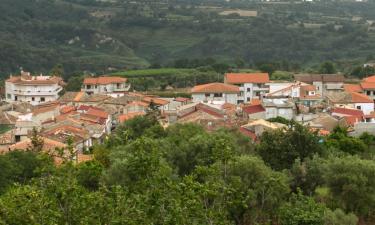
[191, 83, 240, 105]
[81, 76, 130, 97]
[262, 97, 296, 120]
[225, 73, 269, 104]
[327, 91, 374, 115]
[5, 71, 64, 106]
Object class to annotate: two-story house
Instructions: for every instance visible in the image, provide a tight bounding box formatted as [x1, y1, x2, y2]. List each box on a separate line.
[359, 75, 375, 100]
[191, 83, 240, 105]
[224, 73, 270, 104]
[81, 76, 130, 97]
[294, 74, 344, 97]
[5, 71, 64, 106]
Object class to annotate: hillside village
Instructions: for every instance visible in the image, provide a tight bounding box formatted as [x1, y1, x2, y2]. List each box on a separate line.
[1, 70, 375, 163]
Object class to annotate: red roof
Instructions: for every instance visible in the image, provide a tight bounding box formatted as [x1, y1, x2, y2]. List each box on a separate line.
[242, 104, 265, 115]
[191, 83, 240, 93]
[351, 92, 373, 103]
[175, 97, 190, 102]
[118, 112, 146, 123]
[332, 107, 364, 117]
[60, 106, 76, 114]
[86, 108, 109, 119]
[239, 127, 257, 141]
[225, 73, 269, 84]
[363, 75, 375, 82]
[250, 99, 261, 105]
[344, 116, 362, 126]
[360, 82, 375, 90]
[344, 84, 363, 92]
[83, 76, 127, 85]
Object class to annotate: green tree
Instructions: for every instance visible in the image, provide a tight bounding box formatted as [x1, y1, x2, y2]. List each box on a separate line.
[324, 208, 358, 225]
[49, 64, 65, 77]
[323, 156, 375, 217]
[76, 160, 103, 191]
[325, 127, 367, 155]
[258, 122, 322, 170]
[279, 191, 326, 225]
[225, 155, 289, 225]
[319, 62, 336, 74]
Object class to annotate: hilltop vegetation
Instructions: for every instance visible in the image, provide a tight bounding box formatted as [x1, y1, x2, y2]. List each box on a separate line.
[2, 0, 375, 77]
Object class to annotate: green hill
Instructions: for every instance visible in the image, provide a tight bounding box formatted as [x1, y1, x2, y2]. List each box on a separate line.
[2, 0, 375, 77]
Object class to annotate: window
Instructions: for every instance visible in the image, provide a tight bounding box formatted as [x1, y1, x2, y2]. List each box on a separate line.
[214, 93, 223, 97]
[116, 83, 121, 88]
[367, 91, 371, 96]
[205, 93, 210, 97]
[237, 100, 244, 104]
[247, 88, 251, 92]
[15, 96, 18, 101]
[95, 85, 97, 89]
[87, 85, 91, 89]
[31, 97, 35, 101]
[247, 97, 251, 102]
[373, 91, 375, 95]
[357, 105, 361, 110]
[6, 94, 11, 99]
[41, 97, 45, 102]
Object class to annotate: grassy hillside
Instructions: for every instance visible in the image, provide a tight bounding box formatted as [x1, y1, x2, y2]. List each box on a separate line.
[2, 0, 375, 78]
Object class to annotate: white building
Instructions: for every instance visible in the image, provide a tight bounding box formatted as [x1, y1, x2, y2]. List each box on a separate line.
[5, 71, 64, 106]
[327, 91, 374, 115]
[225, 73, 270, 104]
[262, 97, 296, 120]
[81, 76, 130, 97]
[191, 83, 240, 105]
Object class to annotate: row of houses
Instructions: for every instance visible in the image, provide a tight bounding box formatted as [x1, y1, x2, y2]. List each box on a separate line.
[2, 70, 375, 163]
[0, 72, 181, 164]
[187, 72, 375, 141]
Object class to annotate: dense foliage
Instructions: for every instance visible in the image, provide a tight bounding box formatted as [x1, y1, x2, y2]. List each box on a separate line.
[0, 115, 374, 224]
[2, 0, 375, 77]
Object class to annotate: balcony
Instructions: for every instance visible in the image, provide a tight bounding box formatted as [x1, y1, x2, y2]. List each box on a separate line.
[13, 87, 62, 96]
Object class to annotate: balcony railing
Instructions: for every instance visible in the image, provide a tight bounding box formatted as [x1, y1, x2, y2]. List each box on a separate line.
[12, 87, 62, 96]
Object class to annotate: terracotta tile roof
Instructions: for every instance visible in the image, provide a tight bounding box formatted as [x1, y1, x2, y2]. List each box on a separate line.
[86, 108, 109, 119]
[250, 99, 262, 105]
[294, 74, 344, 83]
[239, 127, 257, 141]
[142, 97, 169, 106]
[360, 82, 375, 90]
[363, 75, 375, 82]
[332, 107, 364, 117]
[225, 73, 269, 84]
[32, 105, 58, 115]
[344, 116, 362, 126]
[242, 104, 265, 114]
[77, 105, 103, 111]
[9, 137, 66, 151]
[344, 84, 363, 92]
[60, 106, 76, 114]
[351, 92, 373, 103]
[191, 83, 240, 93]
[6, 75, 63, 85]
[83, 76, 127, 85]
[301, 85, 316, 91]
[74, 92, 85, 101]
[126, 101, 149, 107]
[118, 112, 146, 123]
[328, 91, 373, 103]
[174, 97, 190, 102]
